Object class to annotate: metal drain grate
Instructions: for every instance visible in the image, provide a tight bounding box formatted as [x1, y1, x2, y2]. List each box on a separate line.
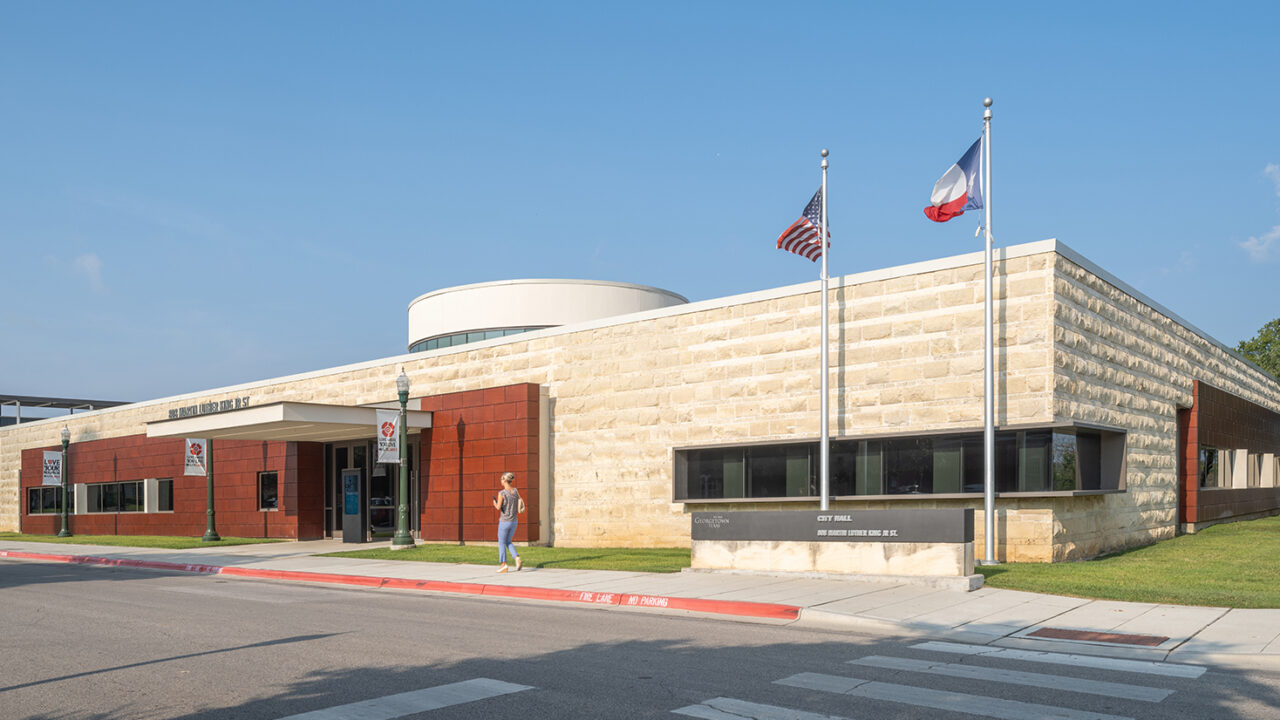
[1027, 627, 1170, 646]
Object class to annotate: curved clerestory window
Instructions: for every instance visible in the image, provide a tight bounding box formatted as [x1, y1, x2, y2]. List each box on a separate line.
[409, 326, 549, 353]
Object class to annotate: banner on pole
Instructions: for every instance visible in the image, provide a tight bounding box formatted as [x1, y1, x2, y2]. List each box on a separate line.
[376, 409, 400, 464]
[185, 439, 208, 476]
[42, 451, 62, 486]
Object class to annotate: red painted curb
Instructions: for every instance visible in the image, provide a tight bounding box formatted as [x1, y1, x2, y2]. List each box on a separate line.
[1, 550, 801, 621]
[220, 566, 386, 587]
[622, 594, 800, 620]
[379, 577, 488, 595]
[0, 550, 223, 575]
[1, 550, 83, 563]
[481, 585, 623, 605]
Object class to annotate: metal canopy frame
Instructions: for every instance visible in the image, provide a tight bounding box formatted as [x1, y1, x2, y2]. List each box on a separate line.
[1, 394, 131, 425]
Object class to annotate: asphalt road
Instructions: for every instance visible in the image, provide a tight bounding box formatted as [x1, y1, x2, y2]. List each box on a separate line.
[3, 559, 1280, 719]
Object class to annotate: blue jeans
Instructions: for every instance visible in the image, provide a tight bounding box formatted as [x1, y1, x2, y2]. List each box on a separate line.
[498, 520, 519, 564]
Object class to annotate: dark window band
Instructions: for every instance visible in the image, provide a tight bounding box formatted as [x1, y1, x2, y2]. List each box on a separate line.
[675, 427, 1125, 502]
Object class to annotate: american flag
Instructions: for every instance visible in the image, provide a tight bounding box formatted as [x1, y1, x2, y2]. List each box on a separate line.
[775, 187, 828, 262]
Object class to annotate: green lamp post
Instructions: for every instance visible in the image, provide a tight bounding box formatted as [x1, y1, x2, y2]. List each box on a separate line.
[391, 370, 414, 549]
[57, 426, 72, 538]
[202, 439, 220, 542]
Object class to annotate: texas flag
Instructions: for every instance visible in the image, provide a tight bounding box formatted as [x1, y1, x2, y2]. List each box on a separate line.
[924, 137, 984, 222]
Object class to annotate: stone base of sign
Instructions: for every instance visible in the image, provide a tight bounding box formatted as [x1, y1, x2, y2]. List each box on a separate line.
[689, 509, 977, 588]
[691, 538, 976, 582]
[683, 565, 985, 592]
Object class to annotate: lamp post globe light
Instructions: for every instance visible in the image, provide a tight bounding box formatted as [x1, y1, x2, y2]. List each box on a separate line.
[391, 370, 414, 549]
[58, 426, 72, 538]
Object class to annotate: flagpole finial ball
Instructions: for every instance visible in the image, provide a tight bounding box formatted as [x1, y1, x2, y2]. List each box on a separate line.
[983, 97, 993, 107]
[820, 148, 829, 157]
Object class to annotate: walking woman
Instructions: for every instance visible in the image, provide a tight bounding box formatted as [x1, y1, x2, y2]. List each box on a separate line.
[493, 471, 525, 572]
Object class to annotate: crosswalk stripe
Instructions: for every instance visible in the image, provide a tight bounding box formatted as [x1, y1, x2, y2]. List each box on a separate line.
[777, 672, 1134, 720]
[911, 641, 1207, 679]
[849, 655, 1172, 702]
[274, 678, 533, 720]
[672, 697, 847, 720]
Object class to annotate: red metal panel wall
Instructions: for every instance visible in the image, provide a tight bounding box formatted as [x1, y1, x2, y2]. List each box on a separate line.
[1177, 406, 1196, 524]
[19, 435, 323, 539]
[418, 383, 539, 543]
[288, 442, 326, 540]
[1182, 381, 1280, 525]
[1196, 382, 1280, 451]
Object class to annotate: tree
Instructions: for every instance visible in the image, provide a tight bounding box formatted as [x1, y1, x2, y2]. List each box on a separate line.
[1236, 318, 1280, 379]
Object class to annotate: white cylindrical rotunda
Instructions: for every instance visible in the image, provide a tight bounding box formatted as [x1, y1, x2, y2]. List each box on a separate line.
[408, 279, 688, 353]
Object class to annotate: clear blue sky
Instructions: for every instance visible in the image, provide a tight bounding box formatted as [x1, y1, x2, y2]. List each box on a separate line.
[3, 1, 1278, 404]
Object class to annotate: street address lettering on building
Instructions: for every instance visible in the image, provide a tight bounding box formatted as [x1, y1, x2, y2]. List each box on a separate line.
[168, 397, 251, 420]
[691, 510, 972, 544]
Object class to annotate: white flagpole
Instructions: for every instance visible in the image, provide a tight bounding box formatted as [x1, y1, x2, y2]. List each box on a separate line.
[820, 148, 830, 511]
[981, 97, 996, 565]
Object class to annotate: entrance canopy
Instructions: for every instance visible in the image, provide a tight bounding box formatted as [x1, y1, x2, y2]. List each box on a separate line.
[145, 401, 432, 443]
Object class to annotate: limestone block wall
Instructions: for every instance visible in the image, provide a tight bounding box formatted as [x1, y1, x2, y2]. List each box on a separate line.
[834, 251, 1054, 435]
[543, 249, 1058, 548]
[1051, 251, 1280, 560]
[1, 241, 1062, 553]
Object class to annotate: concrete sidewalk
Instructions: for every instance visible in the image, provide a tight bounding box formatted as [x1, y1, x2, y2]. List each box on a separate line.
[4, 539, 1279, 671]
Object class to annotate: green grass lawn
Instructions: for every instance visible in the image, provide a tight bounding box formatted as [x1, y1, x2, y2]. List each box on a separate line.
[334, 516, 1280, 600]
[978, 514, 1280, 608]
[9, 515, 1280, 607]
[0, 532, 286, 550]
[322, 544, 692, 573]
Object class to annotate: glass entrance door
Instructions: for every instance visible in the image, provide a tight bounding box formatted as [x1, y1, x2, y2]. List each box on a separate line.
[326, 440, 417, 541]
[327, 443, 368, 540]
[370, 442, 419, 539]
[369, 461, 395, 538]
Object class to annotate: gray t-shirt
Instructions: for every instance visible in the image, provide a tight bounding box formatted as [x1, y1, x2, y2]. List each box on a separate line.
[498, 488, 521, 522]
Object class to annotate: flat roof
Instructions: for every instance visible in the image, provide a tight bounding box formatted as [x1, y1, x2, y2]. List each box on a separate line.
[13, 239, 1273, 430]
[408, 278, 689, 308]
